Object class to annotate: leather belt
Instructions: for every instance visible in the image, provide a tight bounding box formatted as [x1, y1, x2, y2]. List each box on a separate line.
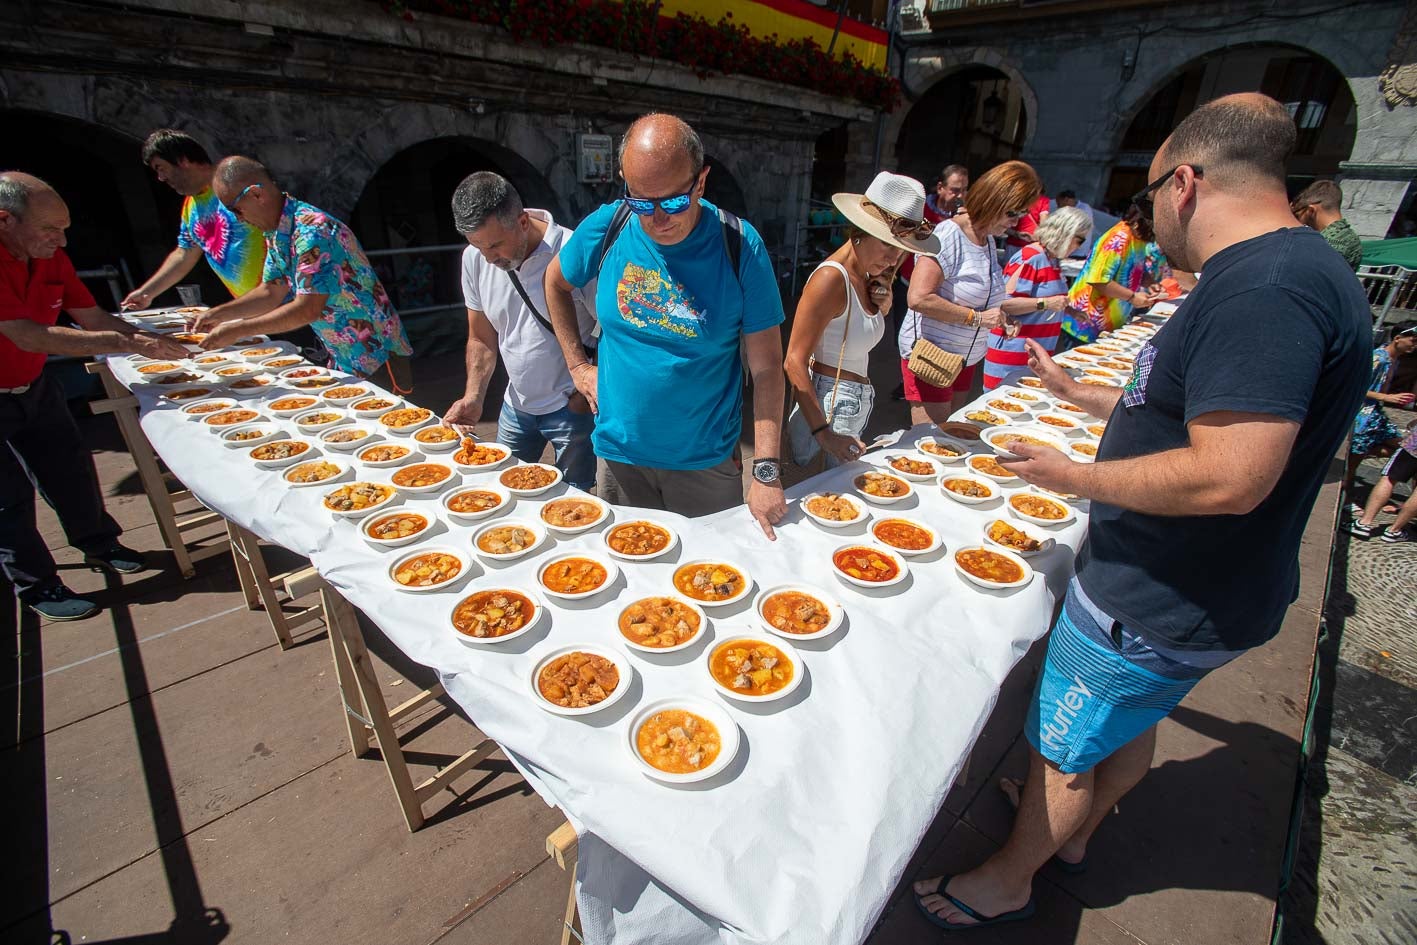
[0, 385, 31, 395]
[809, 361, 870, 386]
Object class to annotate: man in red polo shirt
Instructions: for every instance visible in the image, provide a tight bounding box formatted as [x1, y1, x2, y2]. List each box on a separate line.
[0, 172, 188, 621]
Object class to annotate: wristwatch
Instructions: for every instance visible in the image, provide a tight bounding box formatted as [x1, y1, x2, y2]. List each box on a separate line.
[752, 458, 781, 485]
[1035, 298, 1047, 311]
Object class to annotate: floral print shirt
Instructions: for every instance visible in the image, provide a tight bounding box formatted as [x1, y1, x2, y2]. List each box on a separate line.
[262, 196, 411, 375]
[177, 188, 265, 298]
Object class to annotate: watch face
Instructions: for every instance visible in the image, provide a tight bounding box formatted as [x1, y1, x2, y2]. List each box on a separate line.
[753, 461, 780, 483]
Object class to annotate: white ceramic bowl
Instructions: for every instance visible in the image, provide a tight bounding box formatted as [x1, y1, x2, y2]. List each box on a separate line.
[221, 423, 285, 450]
[880, 453, 941, 482]
[799, 492, 868, 529]
[412, 426, 463, 453]
[615, 595, 708, 654]
[671, 559, 753, 609]
[237, 345, 287, 363]
[1034, 414, 1083, 435]
[954, 544, 1035, 590]
[830, 542, 909, 589]
[160, 385, 223, 404]
[321, 481, 399, 519]
[388, 461, 457, 494]
[1007, 490, 1077, 527]
[267, 396, 323, 419]
[450, 440, 514, 473]
[982, 518, 1056, 558]
[351, 396, 404, 419]
[1068, 441, 1099, 464]
[257, 355, 307, 373]
[247, 439, 317, 469]
[536, 553, 620, 601]
[360, 508, 434, 548]
[1016, 377, 1047, 391]
[282, 458, 350, 489]
[190, 353, 232, 370]
[497, 462, 563, 497]
[441, 484, 513, 523]
[914, 435, 971, 464]
[964, 453, 1024, 486]
[356, 442, 419, 469]
[602, 519, 679, 562]
[982, 397, 1037, 420]
[471, 518, 546, 561]
[320, 384, 375, 407]
[278, 365, 331, 383]
[538, 495, 611, 535]
[852, 471, 913, 505]
[387, 545, 472, 593]
[753, 583, 844, 642]
[981, 426, 1069, 458]
[626, 697, 740, 784]
[378, 407, 435, 436]
[529, 644, 634, 717]
[210, 364, 263, 383]
[201, 407, 265, 432]
[179, 398, 238, 421]
[939, 473, 1000, 505]
[705, 636, 803, 704]
[320, 425, 379, 452]
[1000, 386, 1047, 407]
[225, 375, 278, 397]
[293, 408, 350, 436]
[868, 516, 942, 557]
[132, 361, 187, 380]
[448, 587, 544, 646]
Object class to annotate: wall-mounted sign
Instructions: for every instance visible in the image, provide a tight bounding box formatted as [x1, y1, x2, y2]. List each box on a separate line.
[577, 133, 615, 183]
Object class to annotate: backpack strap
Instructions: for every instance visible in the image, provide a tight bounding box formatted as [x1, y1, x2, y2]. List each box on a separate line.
[591, 201, 633, 278]
[717, 207, 743, 285]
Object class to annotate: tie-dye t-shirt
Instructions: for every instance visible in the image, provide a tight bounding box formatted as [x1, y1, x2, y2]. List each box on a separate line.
[262, 196, 411, 377]
[176, 188, 265, 298]
[1063, 221, 1170, 343]
[558, 199, 784, 469]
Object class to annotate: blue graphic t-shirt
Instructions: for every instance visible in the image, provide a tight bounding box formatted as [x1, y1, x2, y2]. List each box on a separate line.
[559, 199, 785, 469]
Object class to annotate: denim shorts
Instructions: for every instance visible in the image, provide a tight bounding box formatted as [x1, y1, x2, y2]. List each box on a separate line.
[1025, 580, 1244, 773]
[786, 373, 874, 467]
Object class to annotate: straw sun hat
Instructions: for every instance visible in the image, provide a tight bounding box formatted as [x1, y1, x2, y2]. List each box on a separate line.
[832, 172, 941, 255]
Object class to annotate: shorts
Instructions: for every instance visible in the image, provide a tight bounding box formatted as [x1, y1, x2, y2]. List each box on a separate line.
[1351, 409, 1400, 456]
[785, 372, 875, 467]
[1382, 448, 1417, 484]
[1025, 580, 1243, 773]
[900, 357, 975, 402]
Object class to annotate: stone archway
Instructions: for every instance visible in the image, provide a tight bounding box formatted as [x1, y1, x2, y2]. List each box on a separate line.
[703, 153, 748, 217]
[884, 47, 1040, 180]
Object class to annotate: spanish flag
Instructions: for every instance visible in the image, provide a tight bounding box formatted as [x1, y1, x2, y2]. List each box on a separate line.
[652, 0, 888, 70]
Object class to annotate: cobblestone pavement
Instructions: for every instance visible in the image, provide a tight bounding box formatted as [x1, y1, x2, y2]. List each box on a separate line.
[1283, 406, 1417, 945]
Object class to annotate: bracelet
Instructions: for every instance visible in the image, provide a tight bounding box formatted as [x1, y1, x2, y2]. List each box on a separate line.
[810, 423, 831, 436]
[966, 309, 977, 326]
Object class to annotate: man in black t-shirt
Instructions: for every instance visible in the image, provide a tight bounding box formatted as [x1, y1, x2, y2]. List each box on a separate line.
[913, 94, 1370, 932]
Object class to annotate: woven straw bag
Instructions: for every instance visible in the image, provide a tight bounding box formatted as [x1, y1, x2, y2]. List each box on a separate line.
[907, 334, 968, 388]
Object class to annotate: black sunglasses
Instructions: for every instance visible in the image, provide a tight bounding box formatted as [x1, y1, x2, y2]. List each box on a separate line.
[1132, 164, 1204, 216]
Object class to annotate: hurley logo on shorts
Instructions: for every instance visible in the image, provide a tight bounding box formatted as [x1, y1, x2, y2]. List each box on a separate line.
[1040, 674, 1094, 749]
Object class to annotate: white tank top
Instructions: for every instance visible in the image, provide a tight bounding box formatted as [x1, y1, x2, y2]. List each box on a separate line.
[809, 260, 884, 377]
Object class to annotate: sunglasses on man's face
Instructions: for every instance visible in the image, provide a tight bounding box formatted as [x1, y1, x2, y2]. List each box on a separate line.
[622, 176, 699, 216]
[224, 182, 263, 220]
[1132, 164, 1204, 216]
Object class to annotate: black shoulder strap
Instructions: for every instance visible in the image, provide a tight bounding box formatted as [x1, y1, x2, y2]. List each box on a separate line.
[504, 268, 556, 337]
[591, 202, 633, 278]
[718, 207, 743, 284]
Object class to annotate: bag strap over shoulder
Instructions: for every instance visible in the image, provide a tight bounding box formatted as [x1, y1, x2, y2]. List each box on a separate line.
[591, 201, 633, 278]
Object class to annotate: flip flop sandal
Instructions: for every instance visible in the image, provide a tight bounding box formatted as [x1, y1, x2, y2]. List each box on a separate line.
[999, 778, 1089, 873]
[913, 875, 1038, 931]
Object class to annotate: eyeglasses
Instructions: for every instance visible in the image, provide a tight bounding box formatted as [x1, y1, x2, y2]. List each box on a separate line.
[622, 176, 699, 216]
[860, 198, 935, 241]
[1133, 164, 1204, 216]
[225, 182, 263, 220]
[1004, 207, 1029, 220]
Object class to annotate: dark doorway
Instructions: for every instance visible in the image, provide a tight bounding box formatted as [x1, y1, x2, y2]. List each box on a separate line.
[703, 155, 748, 218]
[895, 67, 1028, 188]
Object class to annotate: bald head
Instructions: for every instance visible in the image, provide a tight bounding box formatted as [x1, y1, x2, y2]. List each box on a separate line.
[0, 171, 71, 260]
[618, 113, 704, 178]
[0, 172, 63, 219]
[214, 155, 274, 192]
[212, 156, 283, 231]
[1159, 92, 1295, 193]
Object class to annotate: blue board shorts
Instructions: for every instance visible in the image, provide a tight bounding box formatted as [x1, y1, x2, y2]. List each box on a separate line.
[1025, 579, 1246, 773]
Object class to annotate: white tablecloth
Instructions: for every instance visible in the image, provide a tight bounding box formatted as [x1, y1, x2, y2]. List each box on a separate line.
[106, 352, 1086, 945]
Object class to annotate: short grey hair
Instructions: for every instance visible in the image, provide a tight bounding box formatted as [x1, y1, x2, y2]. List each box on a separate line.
[213, 155, 274, 191]
[451, 171, 523, 233]
[1033, 205, 1092, 260]
[617, 113, 704, 175]
[0, 171, 54, 219]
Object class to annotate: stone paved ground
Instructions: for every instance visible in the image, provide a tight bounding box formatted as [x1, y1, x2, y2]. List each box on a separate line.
[1281, 406, 1417, 945]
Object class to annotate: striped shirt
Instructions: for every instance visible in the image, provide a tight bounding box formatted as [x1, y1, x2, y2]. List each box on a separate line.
[899, 219, 1003, 366]
[983, 243, 1068, 389]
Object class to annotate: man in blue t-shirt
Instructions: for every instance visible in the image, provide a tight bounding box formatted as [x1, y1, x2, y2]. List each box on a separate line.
[545, 113, 788, 536]
[912, 94, 1370, 932]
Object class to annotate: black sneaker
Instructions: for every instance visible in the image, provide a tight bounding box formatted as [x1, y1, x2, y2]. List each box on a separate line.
[84, 544, 146, 575]
[1380, 526, 1412, 544]
[21, 583, 99, 621]
[1346, 521, 1375, 538]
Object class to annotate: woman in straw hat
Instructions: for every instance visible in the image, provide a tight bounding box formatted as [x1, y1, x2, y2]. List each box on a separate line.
[900, 160, 1043, 423]
[785, 172, 940, 467]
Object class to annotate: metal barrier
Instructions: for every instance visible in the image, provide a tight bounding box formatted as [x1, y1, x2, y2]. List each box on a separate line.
[1358, 265, 1417, 328]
